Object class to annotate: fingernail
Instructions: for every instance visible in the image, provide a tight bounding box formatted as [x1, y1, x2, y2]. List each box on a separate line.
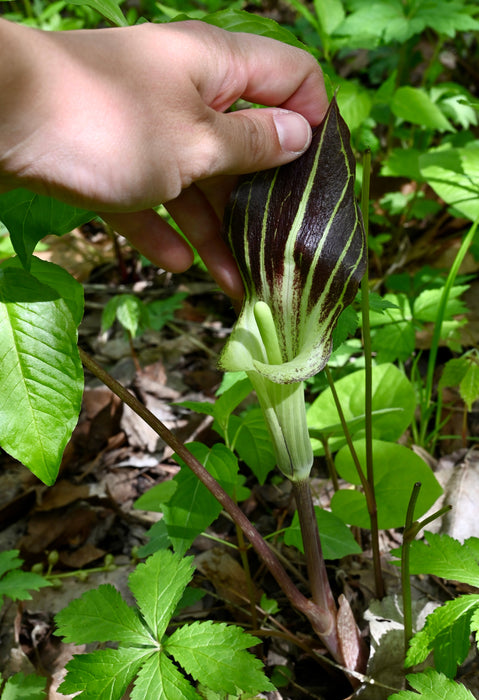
[273, 111, 312, 154]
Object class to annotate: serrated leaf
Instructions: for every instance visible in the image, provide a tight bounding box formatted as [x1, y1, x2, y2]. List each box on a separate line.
[0, 189, 93, 270]
[414, 285, 469, 322]
[166, 620, 274, 695]
[0, 569, 50, 607]
[406, 595, 479, 674]
[1, 672, 46, 700]
[55, 584, 149, 645]
[283, 507, 361, 560]
[399, 532, 479, 587]
[389, 668, 476, 699]
[58, 647, 150, 700]
[0, 264, 83, 485]
[130, 651, 200, 700]
[439, 357, 470, 389]
[128, 550, 193, 640]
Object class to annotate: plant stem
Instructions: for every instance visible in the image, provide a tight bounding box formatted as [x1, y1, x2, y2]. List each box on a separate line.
[291, 479, 337, 620]
[79, 348, 346, 665]
[401, 482, 421, 654]
[421, 216, 479, 448]
[360, 149, 385, 600]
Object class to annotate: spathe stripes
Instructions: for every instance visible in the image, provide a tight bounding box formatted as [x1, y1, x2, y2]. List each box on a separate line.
[220, 97, 366, 384]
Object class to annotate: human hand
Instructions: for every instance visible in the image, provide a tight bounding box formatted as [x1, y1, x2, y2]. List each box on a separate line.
[0, 19, 327, 297]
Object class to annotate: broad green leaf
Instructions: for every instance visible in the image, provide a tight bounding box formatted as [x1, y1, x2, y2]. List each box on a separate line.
[313, 0, 344, 34]
[420, 145, 479, 221]
[58, 647, 150, 700]
[128, 550, 193, 640]
[389, 668, 475, 700]
[66, 0, 128, 26]
[396, 532, 479, 588]
[371, 320, 416, 363]
[307, 363, 416, 454]
[1, 673, 46, 700]
[134, 480, 178, 512]
[405, 595, 479, 675]
[166, 621, 273, 695]
[54, 584, 149, 645]
[440, 357, 470, 389]
[0, 550, 22, 579]
[203, 9, 307, 49]
[283, 507, 361, 560]
[0, 264, 83, 485]
[226, 408, 277, 484]
[136, 519, 171, 558]
[331, 440, 442, 529]
[335, 81, 372, 132]
[391, 87, 454, 132]
[162, 442, 239, 555]
[213, 376, 253, 430]
[414, 285, 468, 322]
[0, 189, 93, 270]
[131, 653, 200, 700]
[333, 1, 405, 46]
[381, 148, 423, 182]
[459, 361, 479, 411]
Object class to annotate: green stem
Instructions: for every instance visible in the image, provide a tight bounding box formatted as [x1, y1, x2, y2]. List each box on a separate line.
[360, 150, 385, 600]
[402, 482, 421, 654]
[79, 349, 345, 663]
[421, 217, 479, 447]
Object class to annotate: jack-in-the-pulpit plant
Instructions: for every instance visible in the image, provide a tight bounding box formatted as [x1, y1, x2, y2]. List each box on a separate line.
[220, 97, 367, 481]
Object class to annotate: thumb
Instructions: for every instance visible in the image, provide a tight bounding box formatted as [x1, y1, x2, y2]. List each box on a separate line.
[210, 107, 313, 175]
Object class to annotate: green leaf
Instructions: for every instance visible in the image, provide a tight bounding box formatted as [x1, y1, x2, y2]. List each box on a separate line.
[391, 87, 454, 132]
[459, 361, 479, 411]
[331, 440, 443, 529]
[335, 80, 372, 132]
[134, 480, 178, 512]
[101, 294, 144, 337]
[162, 443, 239, 555]
[414, 285, 468, 323]
[203, 9, 307, 50]
[128, 550, 194, 640]
[66, 0, 128, 26]
[397, 532, 479, 587]
[283, 507, 361, 560]
[226, 408, 277, 484]
[58, 647, 150, 700]
[1, 673, 46, 700]
[0, 189, 93, 270]
[307, 363, 416, 454]
[419, 144, 479, 221]
[213, 376, 253, 430]
[130, 653, 200, 700]
[405, 595, 479, 675]
[136, 519, 171, 558]
[389, 668, 476, 699]
[0, 569, 51, 607]
[145, 292, 188, 331]
[0, 263, 84, 485]
[55, 584, 149, 645]
[166, 621, 274, 695]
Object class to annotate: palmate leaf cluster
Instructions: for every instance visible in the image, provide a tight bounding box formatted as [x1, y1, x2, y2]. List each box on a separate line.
[55, 549, 273, 699]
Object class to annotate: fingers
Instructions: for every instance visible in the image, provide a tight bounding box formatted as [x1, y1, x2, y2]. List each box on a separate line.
[100, 209, 194, 273]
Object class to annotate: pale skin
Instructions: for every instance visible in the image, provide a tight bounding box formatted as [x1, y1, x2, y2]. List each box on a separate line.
[0, 18, 328, 298]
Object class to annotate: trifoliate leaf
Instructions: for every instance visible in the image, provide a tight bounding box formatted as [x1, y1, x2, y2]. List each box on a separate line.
[406, 595, 479, 674]
[128, 549, 194, 640]
[395, 532, 479, 587]
[58, 647, 151, 700]
[389, 668, 476, 699]
[54, 584, 149, 645]
[165, 620, 274, 695]
[130, 652, 200, 700]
